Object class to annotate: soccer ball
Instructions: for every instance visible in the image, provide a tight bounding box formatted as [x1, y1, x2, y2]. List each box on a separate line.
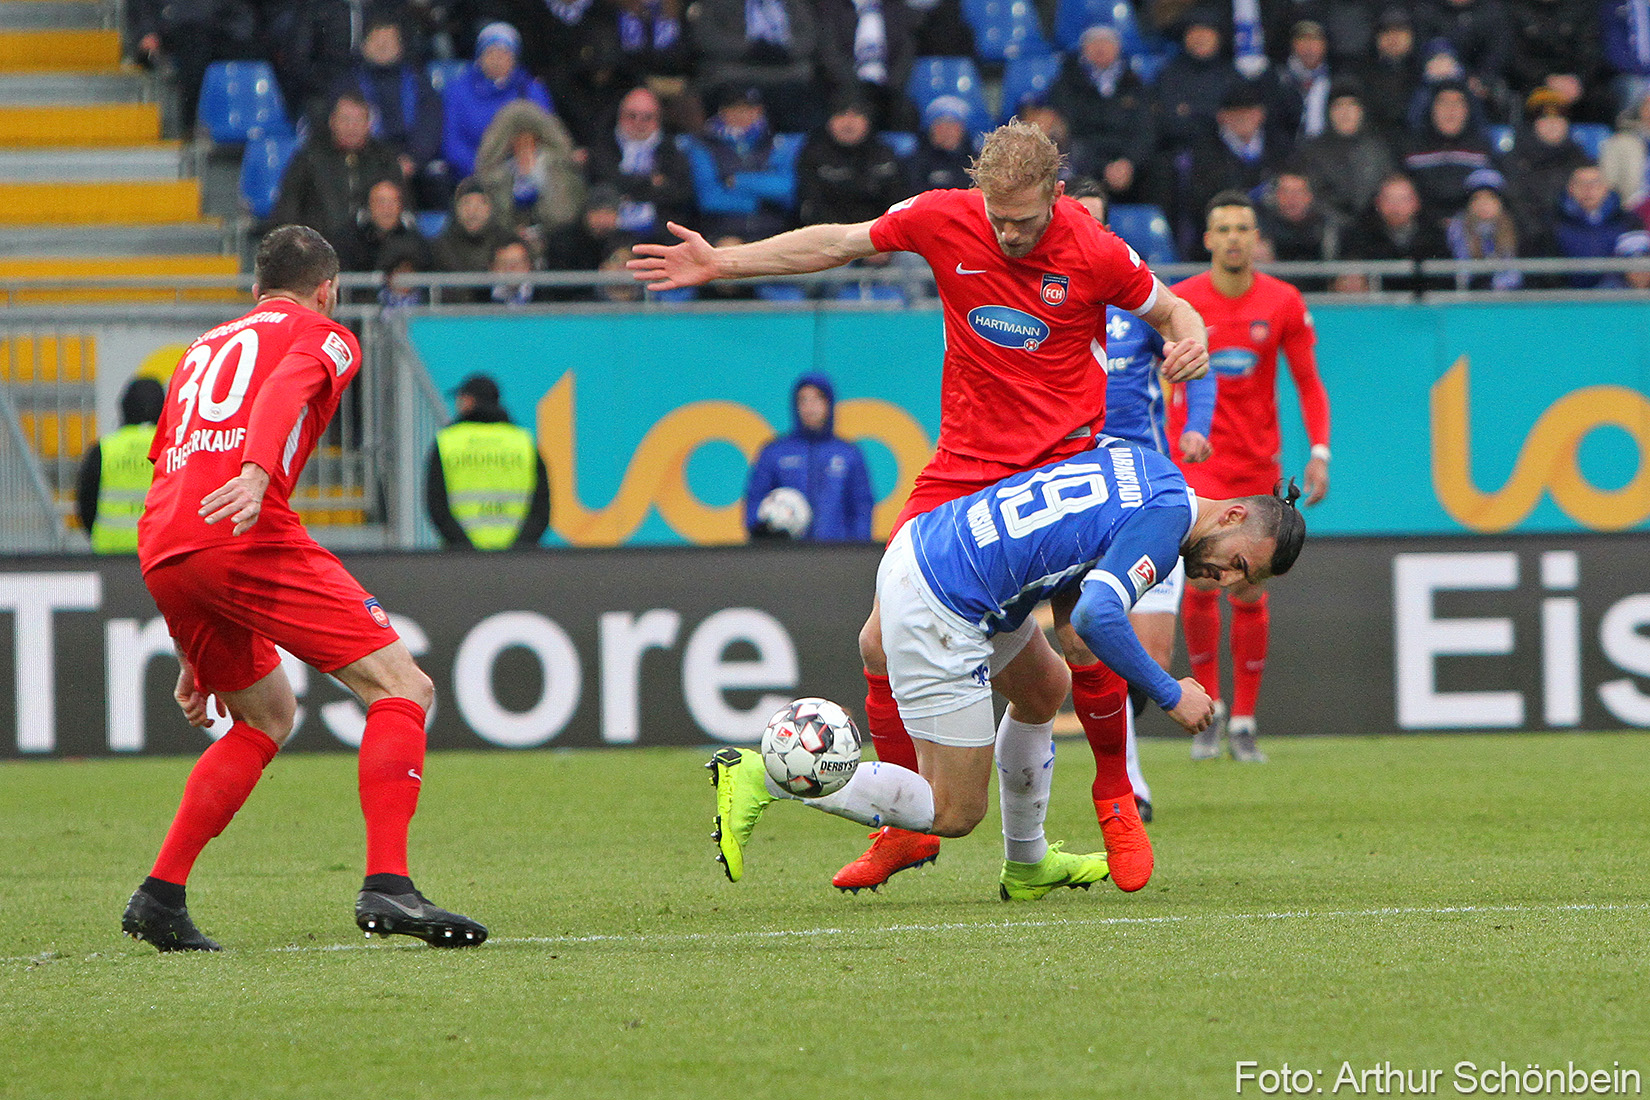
[760, 697, 862, 797]
[757, 487, 812, 538]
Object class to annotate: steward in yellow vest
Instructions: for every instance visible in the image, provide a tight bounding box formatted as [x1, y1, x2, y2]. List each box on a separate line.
[426, 373, 549, 549]
[77, 377, 165, 554]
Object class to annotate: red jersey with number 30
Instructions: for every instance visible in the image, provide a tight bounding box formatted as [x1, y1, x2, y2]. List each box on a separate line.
[869, 189, 1158, 473]
[139, 298, 361, 572]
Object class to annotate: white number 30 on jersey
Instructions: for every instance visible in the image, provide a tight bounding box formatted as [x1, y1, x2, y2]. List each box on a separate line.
[174, 329, 258, 445]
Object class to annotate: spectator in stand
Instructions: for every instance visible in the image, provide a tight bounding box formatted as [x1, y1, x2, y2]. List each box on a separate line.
[797, 95, 906, 225]
[687, 85, 798, 245]
[341, 178, 431, 273]
[1153, 8, 1239, 153]
[1553, 162, 1638, 285]
[907, 95, 973, 192]
[1507, 87, 1594, 240]
[544, 185, 631, 272]
[1267, 19, 1334, 142]
[1293, 79, 1396, 223]
[584, 86, 694, 245]
[378, 234, 433, 308]
[263, 0, 354, 127]
[1340, 171, 1452, 292]
[1445, 167, 1525, 287]
[611, 0, 692, 82]
[905, 0, 974, 56]
[427, 373, 550, 549]
[271, 91, 402, 256]
[487, 0, 625, 147]
[1048, 24, 1158, 204]
[77, 377, 165, 554]
[1258, 169, 1341, 288]
[1616, 228, 1650, 286]
[1185, 80, 1289, 253]
[1356, 6, 1423, 139]
[430, 178, 516, 277]
[1507, 0, 1607, 123]
[488, 238, 551, 303]
[1287, 0, 1385, 69]
[1018, 104, 1078, 182]
[1601, 89, 1650, 210]
[743, 373, 874, 542]
[816, 0, 915, 130]
[343, 13, 447, 209]
[1414, 0, 1515, 111]
[689, 0, 820, 132]
[1403, 80, 1498, 223]
[127, 0, 259, 131]
[1602, 0, 1650, 113]
[476, 100, 587, 260]
[441, 22, 553, 182]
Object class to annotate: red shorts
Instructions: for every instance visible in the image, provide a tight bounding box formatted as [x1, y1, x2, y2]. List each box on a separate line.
[144, 539, 400, 695]
[1181, 461, 1281, 501]
[889, 438, 1098, 539]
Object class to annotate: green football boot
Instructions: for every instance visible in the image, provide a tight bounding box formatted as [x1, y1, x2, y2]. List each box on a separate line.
[706, 747, 774, 882]
[999, 841, 1111, 901]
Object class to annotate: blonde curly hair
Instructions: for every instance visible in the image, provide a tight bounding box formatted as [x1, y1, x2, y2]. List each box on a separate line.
[968, 119, 1064, 199]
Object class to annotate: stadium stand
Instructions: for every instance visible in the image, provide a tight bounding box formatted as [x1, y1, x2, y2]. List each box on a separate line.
[239, 133, 301, 220]
[1570, 123, 1610, 162]
[961, 0, 1052, 63]
[906, 56, 994, 137]
[999, 53, 1062, 121]
[197, 61, 293, 144]
[1107, 203, 1176, 264]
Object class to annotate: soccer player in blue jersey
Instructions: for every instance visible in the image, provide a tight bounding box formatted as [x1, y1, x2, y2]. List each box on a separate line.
[708, 437, 1304, 899]
[1069, 184, 1219, 823]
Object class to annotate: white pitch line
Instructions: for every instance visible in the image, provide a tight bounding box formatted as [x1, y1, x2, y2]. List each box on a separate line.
[15, 902, 1645, 964]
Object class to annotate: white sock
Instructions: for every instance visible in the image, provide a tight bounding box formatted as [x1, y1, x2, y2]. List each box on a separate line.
[1125, 706, 1151, 803]
[996, 713, 1055, 864]
[785, 760, 936, 832]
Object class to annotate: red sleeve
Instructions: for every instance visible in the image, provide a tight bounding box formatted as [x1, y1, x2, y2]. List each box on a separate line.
[1281, 296, 1330, 447]
[241, 350, 332, 476]
[868, 189, 944, 254]
[1090, 226, 1156, 313]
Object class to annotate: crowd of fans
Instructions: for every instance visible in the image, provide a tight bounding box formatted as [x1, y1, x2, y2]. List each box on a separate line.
[130, 0, 1650, 295]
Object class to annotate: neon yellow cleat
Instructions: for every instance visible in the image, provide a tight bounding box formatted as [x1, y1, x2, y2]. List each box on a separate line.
[998, 841, 1111, 901]
[706, 747, 774, 882]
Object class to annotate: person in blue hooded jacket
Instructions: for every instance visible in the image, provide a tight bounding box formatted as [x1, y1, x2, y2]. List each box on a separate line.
[441, 22, 554, 182]
[744, 373, 874, 541]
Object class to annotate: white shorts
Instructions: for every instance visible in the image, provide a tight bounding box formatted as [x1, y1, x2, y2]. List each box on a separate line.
[1129, 557, 1185, 616]
[877, 525, 1039, 745]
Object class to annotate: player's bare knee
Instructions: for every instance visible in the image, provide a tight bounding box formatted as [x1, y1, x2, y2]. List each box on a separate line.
[1054, 621, 1096, 666]
[929, 800, 985, 838]
[858, 616, 887, 676]
[395, 666, 435, 711]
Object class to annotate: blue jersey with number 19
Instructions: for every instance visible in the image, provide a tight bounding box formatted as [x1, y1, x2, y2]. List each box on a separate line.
[909, 438, 1196, 638]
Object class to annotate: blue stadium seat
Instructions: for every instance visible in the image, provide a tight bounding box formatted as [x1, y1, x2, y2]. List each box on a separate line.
[1570, 122, 1609, 161]
[198, 61, 293, 144]
[755, 283, 807, 302]
[1000, 53, 1064, 121]
[835, 281, 909, 303]
[415, 210, 448, 237]
[649, 286, 698, 302]
[1108, 203, 1176, 264]
[238, 133, 300, 218]
[1486, 124, 1514, 155]
[962, 0, 1054, 62]
[427, 59, 468, 94]
[906, 57, 995, 136]
[1053, 0, 1145, 52]
[880, 131, 918, 159]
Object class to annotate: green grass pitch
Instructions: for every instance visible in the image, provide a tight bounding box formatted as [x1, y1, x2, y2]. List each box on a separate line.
[3, 733, 1649, 1099]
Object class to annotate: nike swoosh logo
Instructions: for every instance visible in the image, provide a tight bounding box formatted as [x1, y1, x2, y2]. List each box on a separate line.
[408, 769, 422, 782]
[955, 263, 988, 275]
[379, 895, 426, 917]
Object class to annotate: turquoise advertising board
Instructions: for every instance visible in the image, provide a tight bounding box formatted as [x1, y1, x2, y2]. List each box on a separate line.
[407, 301, 1650, 545]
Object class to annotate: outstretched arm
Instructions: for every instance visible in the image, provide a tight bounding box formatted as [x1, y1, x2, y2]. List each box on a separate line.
[1138, 280, 1209, 383]
[628, 220, 882, 289]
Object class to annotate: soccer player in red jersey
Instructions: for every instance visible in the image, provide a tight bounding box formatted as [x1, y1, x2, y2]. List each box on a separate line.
[632, 121, 1210, 894]
[1170, 190, 1330, 763]
[121, 226, 486, 952]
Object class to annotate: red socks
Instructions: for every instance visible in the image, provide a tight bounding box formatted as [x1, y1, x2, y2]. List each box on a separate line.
[863, 670, 919, 771]
[150, 721, 279, 885]
[1230, 592, 1270, 719]
[1181, 585, 1223, 704]
[359, 697, 427, 878]
[1070, 661, 1133, 801]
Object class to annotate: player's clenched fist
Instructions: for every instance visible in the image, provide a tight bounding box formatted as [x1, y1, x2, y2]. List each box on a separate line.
[1167, 676, 1216, 733]
[173, 661, 212, 728]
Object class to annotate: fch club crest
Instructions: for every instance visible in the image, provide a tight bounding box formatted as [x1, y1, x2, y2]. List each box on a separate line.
[1040, 273, 1069, 306]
